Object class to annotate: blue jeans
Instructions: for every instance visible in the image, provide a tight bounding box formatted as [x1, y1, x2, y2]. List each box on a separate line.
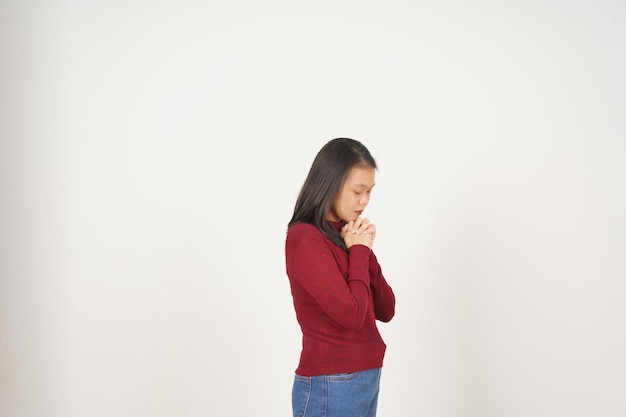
[292, 368, 382, 417]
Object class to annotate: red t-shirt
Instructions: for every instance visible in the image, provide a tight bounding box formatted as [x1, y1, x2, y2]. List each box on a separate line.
[285, 221, 395, 376]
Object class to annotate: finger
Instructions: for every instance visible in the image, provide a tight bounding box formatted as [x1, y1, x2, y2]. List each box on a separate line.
[362, 224, 376, 234]
[357, 218, 370, 233]
[344, 221, 355, 235]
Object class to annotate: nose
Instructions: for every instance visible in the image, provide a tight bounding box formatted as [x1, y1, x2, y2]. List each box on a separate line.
[359, 194, 369, 206]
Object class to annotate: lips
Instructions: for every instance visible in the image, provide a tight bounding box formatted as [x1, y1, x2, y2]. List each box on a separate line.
[355, 210, 363, 216]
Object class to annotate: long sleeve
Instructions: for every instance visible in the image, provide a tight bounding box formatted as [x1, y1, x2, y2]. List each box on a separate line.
[287, 228, 372, 331]
[369, 251, 395, 322]
[286, 221, 391, 376]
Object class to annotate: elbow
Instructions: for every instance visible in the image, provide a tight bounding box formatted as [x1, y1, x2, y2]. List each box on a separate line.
[375, 302, 395, 323]
[334, 303, 368, 332]
[377, 309, 395, 323]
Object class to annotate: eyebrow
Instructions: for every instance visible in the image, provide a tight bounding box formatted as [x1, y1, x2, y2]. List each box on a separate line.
[353, 183, 376, 189]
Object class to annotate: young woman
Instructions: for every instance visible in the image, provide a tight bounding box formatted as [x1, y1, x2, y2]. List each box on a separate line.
[285, 138, 396, 417]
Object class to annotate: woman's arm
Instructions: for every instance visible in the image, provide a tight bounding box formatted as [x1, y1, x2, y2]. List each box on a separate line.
[369, 251, 395, 322]
[287, 231, 372, 331]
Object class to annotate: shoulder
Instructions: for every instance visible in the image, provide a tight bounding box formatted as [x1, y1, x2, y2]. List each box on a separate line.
[286, 222, 324, 244]
[286, 223, 337, 269]
[286, 222, 336, 249]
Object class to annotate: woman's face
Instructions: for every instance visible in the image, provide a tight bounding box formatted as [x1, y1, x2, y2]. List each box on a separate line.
[327, 166, 376, 222]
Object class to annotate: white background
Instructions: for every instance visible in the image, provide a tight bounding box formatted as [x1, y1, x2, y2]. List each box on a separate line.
[1, 1, 625, 416]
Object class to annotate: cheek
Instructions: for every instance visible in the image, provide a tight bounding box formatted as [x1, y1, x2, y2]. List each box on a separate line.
[345, 194, 359, 207]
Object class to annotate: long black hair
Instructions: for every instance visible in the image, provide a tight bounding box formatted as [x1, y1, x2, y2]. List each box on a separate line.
[288, 138, 377, 251]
